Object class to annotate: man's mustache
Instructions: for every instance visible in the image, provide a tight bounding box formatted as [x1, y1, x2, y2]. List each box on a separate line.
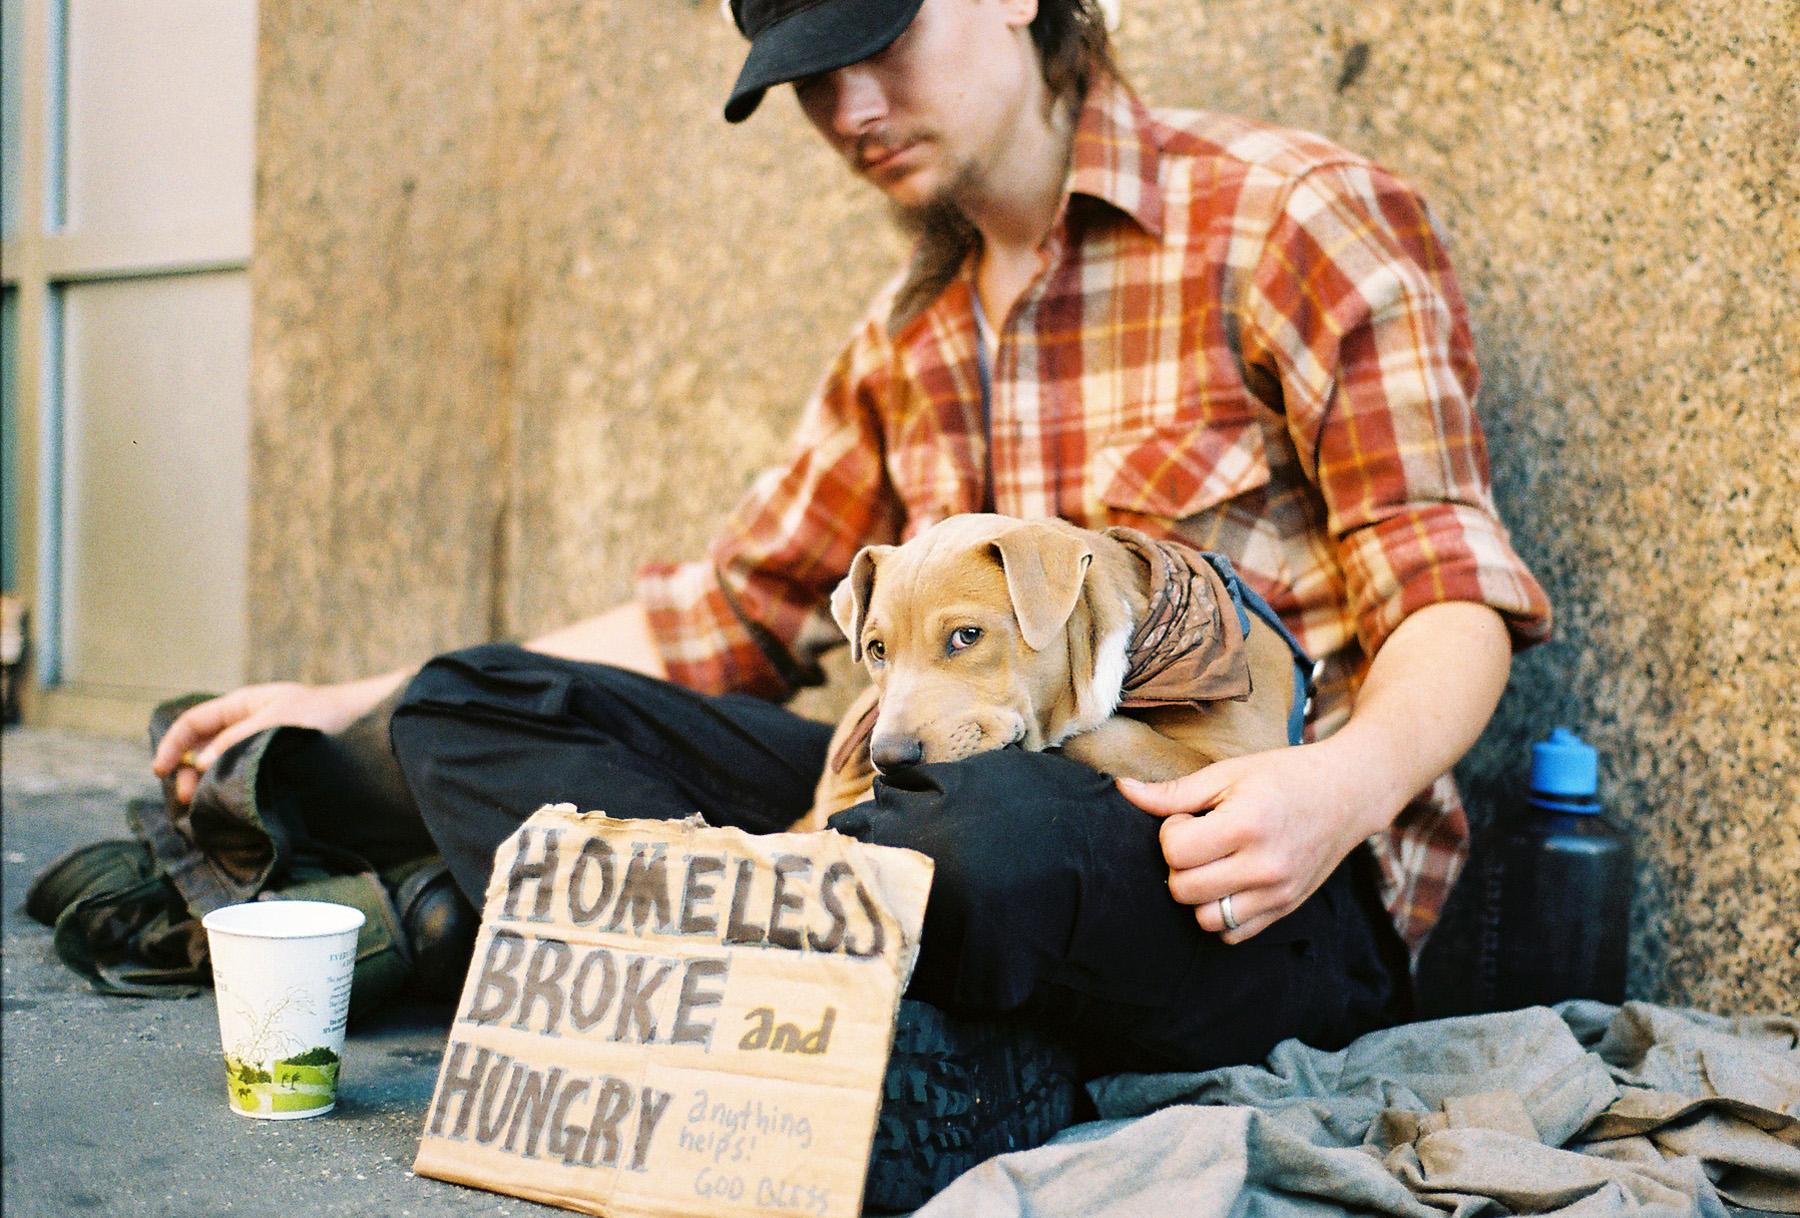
[854, 131, 925, 170]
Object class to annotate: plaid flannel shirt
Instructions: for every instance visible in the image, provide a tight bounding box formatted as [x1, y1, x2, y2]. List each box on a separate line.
[639, 75, 1552, 951]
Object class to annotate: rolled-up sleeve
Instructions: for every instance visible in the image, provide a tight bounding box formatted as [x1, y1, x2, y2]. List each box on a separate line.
[635, 309, 903, 698]
[1243, 161, 1552, 658]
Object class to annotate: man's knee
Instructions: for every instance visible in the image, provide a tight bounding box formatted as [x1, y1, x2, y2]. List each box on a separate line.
[836, 749, 1130, 887]
[828, 749, 1168, 1010]
[864, 747, 1124, 825]
[433, 641, 536, 670]
[396, 643, 656, 738]
[404, 642, 591, 698]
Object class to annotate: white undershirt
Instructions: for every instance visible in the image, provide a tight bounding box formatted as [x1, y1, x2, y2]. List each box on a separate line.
[970, 289, 997, 512]
[971, 287, 998, 362]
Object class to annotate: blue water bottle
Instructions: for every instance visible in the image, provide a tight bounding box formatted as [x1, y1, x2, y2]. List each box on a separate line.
[1484, 728, 1634, 1008]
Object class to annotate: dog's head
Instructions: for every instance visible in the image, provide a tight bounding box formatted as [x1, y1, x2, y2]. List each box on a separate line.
[830, 515, 1136, 772]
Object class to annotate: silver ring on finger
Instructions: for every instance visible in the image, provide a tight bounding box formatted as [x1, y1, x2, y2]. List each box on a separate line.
[1219, 892, 1240, 932]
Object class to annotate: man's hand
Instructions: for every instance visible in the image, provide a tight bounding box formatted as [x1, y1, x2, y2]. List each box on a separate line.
[1118, 601, 1515, 944]
[1118, 740, 1389, 944]
[150, 672, 407, 804]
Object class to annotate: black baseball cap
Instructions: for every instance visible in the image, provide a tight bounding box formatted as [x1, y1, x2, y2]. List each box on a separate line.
[724, 0, 927, 123]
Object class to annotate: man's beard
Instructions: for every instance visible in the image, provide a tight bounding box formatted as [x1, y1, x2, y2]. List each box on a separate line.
[878, 155, 988, 329]
[883, 157, 982, 243]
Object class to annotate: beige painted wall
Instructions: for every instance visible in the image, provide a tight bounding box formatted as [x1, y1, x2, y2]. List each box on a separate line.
[251, 1, 1798, 1013]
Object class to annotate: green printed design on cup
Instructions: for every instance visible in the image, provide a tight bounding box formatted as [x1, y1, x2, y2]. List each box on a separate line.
[225, 1047, 341, 1116]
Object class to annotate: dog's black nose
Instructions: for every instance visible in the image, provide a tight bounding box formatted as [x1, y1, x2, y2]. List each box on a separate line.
[871, 735, 925, 772]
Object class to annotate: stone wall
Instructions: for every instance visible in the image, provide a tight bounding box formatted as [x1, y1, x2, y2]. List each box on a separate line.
[251, 1, 1798, 1012]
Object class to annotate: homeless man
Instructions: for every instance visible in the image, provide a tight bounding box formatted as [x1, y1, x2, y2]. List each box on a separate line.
[155, 0, 1550, 1114]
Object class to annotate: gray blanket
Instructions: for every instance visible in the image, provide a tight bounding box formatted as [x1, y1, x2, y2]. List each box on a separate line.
[917, 1002, 1800, 1217]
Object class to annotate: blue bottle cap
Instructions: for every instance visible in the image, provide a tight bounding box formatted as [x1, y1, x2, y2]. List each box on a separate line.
[1530, 727, 1598, 799]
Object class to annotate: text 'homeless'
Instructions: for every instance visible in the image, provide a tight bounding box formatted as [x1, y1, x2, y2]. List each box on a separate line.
[495, 826, 890, 956]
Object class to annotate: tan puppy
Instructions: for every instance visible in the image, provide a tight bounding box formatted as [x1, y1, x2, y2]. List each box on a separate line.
[797, 514, 1302, 830]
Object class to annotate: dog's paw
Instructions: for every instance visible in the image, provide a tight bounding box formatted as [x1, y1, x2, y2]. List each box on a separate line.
[1060, 716, 1212, 783]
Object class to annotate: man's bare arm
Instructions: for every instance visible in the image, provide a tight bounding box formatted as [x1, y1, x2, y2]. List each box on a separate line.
[153, 601, 665, 803]
[1116, 601, 1513, 943]
[522, 600, 666, 678]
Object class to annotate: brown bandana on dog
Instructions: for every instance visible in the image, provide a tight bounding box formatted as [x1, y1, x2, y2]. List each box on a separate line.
[1103, 527, 1253, 708]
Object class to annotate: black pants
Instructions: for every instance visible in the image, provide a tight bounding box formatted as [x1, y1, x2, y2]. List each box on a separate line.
[388, 643, 1411, 1077]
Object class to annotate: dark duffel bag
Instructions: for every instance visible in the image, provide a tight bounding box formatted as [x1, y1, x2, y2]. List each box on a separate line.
[25, 694, 475, 1018]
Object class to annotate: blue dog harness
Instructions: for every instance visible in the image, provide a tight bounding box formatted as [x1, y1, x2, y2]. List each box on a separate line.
[1202, 552, 1317, 746]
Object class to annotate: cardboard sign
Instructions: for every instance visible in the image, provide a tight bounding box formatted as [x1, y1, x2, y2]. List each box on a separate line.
[414, 804, 934, 1218]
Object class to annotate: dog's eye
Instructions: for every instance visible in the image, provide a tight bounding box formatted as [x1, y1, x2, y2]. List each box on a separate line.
[865, 639, 886, 663]
[948, 626, 983, 653]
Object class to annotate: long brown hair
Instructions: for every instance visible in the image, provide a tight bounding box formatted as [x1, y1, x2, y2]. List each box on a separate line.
[1029, 0, 1122, 107]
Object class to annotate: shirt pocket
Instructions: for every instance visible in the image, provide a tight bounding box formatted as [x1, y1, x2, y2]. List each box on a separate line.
[1095, 414, 1272, 523]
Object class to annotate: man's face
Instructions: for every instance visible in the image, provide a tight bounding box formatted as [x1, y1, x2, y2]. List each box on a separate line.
[791, 0, 1038, 214]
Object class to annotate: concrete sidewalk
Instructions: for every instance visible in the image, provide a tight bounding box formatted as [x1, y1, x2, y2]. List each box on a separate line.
[1, 727, 559, 1217]
[9, 728, 1785, 1218]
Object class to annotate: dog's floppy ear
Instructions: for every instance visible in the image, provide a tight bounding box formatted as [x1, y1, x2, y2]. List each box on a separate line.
[831, 544, 894, 661]
[989, 524, 1094, 652]
[1066, 558, 1134, 730]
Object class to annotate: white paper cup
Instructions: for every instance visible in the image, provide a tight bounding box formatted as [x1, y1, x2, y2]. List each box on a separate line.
[202, 900, 365, 1119]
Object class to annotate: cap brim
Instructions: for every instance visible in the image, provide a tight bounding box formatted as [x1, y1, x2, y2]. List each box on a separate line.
[724, 0, 926, 123]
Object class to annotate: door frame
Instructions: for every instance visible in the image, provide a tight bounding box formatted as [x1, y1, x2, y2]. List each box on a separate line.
[2, 0, 253, 733]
